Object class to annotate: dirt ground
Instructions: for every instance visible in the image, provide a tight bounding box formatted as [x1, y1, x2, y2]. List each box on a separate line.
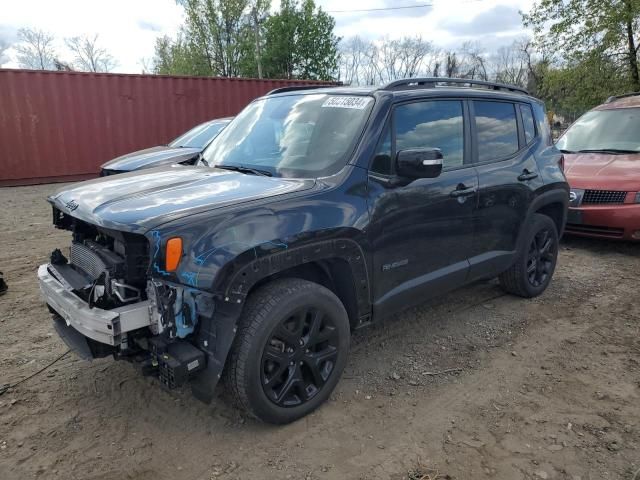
[0, 183, 638, 480]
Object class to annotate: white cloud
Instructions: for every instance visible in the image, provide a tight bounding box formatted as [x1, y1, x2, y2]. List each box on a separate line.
[0, 0, 184, 72]
[319, 0, 534, 47]
[0, 0, 535, 73]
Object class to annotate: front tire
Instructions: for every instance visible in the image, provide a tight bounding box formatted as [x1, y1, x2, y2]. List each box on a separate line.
[499, 213, 559, 298]
[226, 278, 350, 424]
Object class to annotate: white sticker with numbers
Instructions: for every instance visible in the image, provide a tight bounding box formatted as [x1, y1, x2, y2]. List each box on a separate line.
[321, 96, 371, 109]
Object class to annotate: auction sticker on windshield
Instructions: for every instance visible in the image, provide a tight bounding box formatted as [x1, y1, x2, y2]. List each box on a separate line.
[322, 96, 371, 109]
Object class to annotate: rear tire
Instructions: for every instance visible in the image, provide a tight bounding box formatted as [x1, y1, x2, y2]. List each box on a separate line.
[499, 214, 559, 298]
[226, 278, 350, 424]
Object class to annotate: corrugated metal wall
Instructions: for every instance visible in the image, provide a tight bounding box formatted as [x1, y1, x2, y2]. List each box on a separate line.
[0, 69, 331, 186]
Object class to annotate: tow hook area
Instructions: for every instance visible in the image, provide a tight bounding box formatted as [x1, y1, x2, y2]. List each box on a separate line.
[147, 280, 209, 339]
[140, 280, 214, 389]
[148, 337, 205, 389]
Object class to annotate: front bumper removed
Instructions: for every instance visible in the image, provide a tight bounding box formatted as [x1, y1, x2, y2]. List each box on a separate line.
[37, 264, 152, 353]
[38, 264, 210, 391]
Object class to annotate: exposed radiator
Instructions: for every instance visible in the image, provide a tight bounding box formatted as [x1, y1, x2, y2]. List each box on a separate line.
[70, 241, 122, 280]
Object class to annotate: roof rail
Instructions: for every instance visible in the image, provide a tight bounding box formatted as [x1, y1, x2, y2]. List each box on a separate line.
[605, 92, 640, 103]
[266, 84, 341, 95]
[380, 77, 529, 95]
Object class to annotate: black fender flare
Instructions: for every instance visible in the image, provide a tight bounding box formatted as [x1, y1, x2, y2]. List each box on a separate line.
[516, 188, 569, 253]
[224, 238, 370, 316]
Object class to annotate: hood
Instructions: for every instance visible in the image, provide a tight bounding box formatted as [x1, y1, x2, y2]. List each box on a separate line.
[564, 152, 640, 191]
[101, 146, 201, 172]
[49, 165, 315, 233]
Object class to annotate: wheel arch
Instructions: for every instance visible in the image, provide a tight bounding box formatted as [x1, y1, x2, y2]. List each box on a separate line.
[222, 239, 372, 330]
[517, 188, 569, 251]
[535, 201, 566, 237]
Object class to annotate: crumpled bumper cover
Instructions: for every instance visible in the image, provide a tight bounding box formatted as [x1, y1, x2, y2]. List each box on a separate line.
[37, 264, 152, 348]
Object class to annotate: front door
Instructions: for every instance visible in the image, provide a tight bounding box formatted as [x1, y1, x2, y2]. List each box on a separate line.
[367, 99, 478, 318]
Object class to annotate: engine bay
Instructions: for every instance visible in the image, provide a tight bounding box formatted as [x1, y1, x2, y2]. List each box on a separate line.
[48, 206, 209, 388]
[54, 207, 146, 295]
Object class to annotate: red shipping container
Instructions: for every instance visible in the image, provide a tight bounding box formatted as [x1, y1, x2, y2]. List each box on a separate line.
[0, 69, 333, 186]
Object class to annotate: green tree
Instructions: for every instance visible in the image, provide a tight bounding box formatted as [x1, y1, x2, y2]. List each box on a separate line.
[263, 0, 339, 80]
[180, 0, 252, 77]
[537, 50, 631, 118]
[523, 0, 640, 90]
[153, 33, 210, 75]
[235, 0, 271, 77]
[153, 0, 270, 78]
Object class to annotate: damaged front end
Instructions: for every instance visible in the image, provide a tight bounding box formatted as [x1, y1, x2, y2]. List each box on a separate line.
[39, 205, 226, 399]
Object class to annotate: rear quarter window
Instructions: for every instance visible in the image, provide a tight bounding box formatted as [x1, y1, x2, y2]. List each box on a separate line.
[520, 104, 537, 144]
[474, 101, 519, 162]
[532, 101, 552, 146]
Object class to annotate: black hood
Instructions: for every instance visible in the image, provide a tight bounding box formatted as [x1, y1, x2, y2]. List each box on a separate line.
[49, 165, 315, 233]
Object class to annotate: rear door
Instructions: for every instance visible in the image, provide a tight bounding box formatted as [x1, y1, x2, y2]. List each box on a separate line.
[468, 100, 545, 280]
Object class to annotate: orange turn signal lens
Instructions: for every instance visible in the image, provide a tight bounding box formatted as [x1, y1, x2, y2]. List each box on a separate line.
[165, 237, 183, 272]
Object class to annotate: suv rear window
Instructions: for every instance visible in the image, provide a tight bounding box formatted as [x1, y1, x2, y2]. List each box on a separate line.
[474, 101, 519, 162]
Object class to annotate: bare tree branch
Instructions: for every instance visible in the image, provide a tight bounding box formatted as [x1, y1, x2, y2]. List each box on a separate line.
[66, 34, 117, 72]
[339, 35, 435, 85]
[15, 28, 57, 70]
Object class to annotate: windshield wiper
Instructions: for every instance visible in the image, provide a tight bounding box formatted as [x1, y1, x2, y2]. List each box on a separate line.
[214, 164, 272, 177]
[197, 154, 209, 167]
[559, 149, 576, 154]
[575, 148, 639, 155]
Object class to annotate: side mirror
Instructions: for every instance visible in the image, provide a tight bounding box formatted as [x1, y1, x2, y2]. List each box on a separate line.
[396, 148, 443, 179]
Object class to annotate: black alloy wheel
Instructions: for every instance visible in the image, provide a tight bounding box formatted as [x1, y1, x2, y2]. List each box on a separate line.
[499, 213, 559, 298]
[261, 307, 339, 407]
[526, 228, 556, 287]
[226, 278, 350, 424]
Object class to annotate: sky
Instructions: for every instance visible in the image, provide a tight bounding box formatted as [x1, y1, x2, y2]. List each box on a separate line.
[0, 0, 535, 73]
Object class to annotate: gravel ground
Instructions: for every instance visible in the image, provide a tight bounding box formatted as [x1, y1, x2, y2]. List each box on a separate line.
[0, 183, 638, 480]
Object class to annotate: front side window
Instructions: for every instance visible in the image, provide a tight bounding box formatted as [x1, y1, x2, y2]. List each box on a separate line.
[371, 125, 392, 175]
[474, 101, 519, 162]
[394, 100, 465, 169]
[202, 94, 374, 178]
[556, 108, 640, 153]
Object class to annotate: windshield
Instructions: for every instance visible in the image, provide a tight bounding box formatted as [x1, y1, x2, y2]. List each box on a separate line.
[556, 108, 640, 153]
[169, 121, 228, 149]
[201, 94, 374, 178]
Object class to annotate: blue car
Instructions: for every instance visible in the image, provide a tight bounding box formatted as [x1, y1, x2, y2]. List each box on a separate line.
[100, 117, 232, 175]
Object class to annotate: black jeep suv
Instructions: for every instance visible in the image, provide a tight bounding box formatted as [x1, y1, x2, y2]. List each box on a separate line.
[39, 79, 568, 424]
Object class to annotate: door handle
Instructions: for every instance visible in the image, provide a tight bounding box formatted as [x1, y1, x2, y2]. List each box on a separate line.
[450, 184, 477, 198]
[518, 169, 539, 181]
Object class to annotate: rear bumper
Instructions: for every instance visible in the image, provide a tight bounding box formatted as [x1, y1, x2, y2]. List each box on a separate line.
[37, 264, 152, 349]
[565, 204, 640, 241]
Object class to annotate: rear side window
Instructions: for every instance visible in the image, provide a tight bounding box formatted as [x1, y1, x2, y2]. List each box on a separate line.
[520, 104, 537, 144]
[394, 100, 465, 169]
[474, 101, 519, 162]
